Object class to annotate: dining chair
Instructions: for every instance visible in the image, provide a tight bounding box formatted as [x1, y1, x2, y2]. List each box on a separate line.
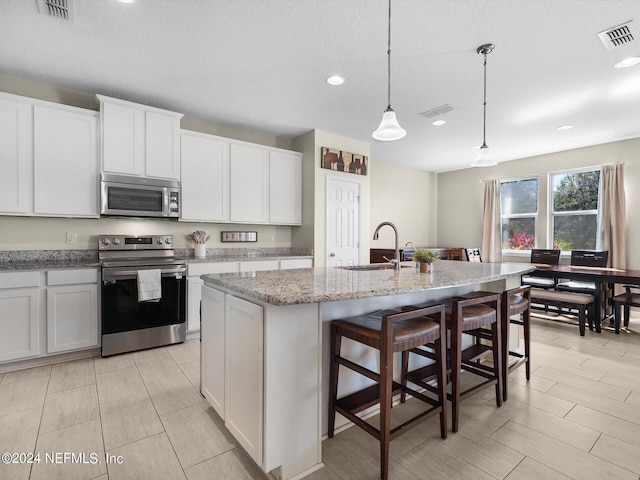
[521, 249, 561, 289]
[611, 285, 639, 333]
[556, 250, 609, 294]
[464, 248, 482, 263]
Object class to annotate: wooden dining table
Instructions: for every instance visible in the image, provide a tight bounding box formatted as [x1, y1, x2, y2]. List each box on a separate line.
[527, 264, 640, 332]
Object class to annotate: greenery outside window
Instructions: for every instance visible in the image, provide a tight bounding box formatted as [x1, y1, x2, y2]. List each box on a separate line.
[550, 169, 601, 251]
[501, 178, 538, 251]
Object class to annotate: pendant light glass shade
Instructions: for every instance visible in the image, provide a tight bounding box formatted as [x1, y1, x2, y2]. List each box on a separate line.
[372, 107, 406, 141]
[472, 43, 496, 167]
[471, 144, 496, 167]
[372, 0, 405, 142]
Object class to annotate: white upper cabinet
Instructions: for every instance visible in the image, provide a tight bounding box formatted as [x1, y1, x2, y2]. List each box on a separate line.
[269, 150, 302, 225]
[0, 93, 32, 215]
[97, 95, 183, 180]
[33, 105, 99, 217]
[180, 131, 230, 222]
[229, 143, 269, 223]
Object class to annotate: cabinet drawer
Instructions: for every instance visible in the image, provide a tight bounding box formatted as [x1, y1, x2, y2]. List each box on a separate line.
[188, 262, 239, 277]
[0, 271, 40, 289]
[47, 268, 98, 286]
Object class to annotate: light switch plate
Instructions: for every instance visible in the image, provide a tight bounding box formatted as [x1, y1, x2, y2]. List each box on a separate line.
[221, 231, 257, 242]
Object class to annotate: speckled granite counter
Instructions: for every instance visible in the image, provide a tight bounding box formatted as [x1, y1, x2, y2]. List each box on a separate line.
[0, 250, 100, 271]
[202, 260, 535, 306]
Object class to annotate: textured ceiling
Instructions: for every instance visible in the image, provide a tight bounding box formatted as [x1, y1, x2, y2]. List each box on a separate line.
[1, 0, 640, 172]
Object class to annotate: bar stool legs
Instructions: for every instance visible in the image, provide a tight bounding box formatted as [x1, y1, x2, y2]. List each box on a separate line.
[501, 286, 531, 402]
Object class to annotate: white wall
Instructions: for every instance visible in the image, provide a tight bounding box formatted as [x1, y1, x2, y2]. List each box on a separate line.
[370, 159, 438, 249]
[437, 137, 640, 268]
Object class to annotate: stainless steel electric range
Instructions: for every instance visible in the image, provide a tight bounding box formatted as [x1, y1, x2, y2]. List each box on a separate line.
[99, 234, 186, 357]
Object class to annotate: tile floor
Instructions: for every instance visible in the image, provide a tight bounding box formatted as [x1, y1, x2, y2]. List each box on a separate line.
[0, 315, 639, 480]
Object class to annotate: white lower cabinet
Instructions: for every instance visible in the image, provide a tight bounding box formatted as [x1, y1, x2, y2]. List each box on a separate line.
[46, 284, 98, 353]
[238, 260, 279, 272]
[200, 286, 226, 417]
[279, 258, 313, 270]
[0, 287, 40, 363]
[224, 295, 264, 466]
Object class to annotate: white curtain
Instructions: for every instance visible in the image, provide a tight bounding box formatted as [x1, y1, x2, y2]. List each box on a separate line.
[601, 163, 626, 270]
[482, 179, 503, 263]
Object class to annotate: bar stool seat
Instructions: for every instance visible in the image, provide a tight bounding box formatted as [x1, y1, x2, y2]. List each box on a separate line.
[328, 305, 448, 480]
[402, 292, 502, 432]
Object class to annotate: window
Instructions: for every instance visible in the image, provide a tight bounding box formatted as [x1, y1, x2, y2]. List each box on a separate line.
[550, 169, 601, 250]
[501, 178, 538, 251]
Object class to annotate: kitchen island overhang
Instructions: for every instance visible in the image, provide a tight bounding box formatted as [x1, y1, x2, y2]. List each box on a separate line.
[200, 261, 534, 480]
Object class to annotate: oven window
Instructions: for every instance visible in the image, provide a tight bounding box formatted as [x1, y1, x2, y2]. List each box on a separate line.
[108, 186, 163, 212]
[102, 277, 185, 334]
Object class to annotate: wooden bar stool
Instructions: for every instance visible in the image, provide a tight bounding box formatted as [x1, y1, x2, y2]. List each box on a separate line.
[501, 286, 531, 401]
[328, 305, 448, 480]
[402, 292, 502, 432]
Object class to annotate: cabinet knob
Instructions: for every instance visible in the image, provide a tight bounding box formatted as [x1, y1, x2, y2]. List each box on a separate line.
[330, 253, 336, 257]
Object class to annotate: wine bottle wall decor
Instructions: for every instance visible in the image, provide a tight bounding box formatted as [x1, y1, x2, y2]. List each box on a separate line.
[321, 147, 368, 176]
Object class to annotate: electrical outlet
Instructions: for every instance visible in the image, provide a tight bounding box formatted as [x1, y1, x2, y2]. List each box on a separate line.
[66, 232, 77, 244]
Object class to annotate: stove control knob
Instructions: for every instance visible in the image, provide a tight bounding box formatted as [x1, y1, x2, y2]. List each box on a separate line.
[165, 237, 172, 244]
[156, 238, 163, 244]
[112, 238, 121, 245]
[102, 238, 111, 245]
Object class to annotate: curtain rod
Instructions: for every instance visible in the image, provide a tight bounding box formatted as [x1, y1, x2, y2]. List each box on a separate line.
[478, 161, 629, 183]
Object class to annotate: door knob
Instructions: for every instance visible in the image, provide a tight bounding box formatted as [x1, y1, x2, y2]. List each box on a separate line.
[330, 253, 336, 257]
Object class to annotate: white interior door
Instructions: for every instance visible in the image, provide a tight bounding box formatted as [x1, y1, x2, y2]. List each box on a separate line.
[326, 177, 361, 266]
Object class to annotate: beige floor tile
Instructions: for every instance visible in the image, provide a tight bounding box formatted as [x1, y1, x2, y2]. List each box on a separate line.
[178, 360, 201, 390]
[491, 421, 637, 480]
[31, 419, 106, 480]
[40, 384, 100, 434]
[106, 432, 186, 480]
[0, 376, 48, 418]
[1, 365, 51, 385]
[296, 464, 344, 480]
[48, 359, 95, 394]
[511, 372, 556, 392]
[505, 457, 573, 480]
[0, 407, 42, 480]
[565, 405, 640, 447]
[492, 398, 600, 451]
[626, 391, 640, 406]
[490, 382, 575, 417]
[600, 371, 640, 391]
[546, 383, 640, 424]
[591, 434, 640, 475]
[581, 356, 640, 380]
[533, 366, 630, 401]
[161, 402, 235, 469]
[184, 449, 264, 480]
[100, 394, 164, 451]
[166, 340, 200, 365]
[95, 366, 147, 405]
[539, 361, 607, 381]
[94, 353, 135, 375]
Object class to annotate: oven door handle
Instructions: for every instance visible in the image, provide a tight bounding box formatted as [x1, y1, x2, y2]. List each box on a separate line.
[102, 268, 186, 282]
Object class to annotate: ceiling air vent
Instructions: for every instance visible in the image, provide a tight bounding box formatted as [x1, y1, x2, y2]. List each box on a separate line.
[598, 21, 637, 51]
[37, 0, 75, 22]
[419, 104, 455, 119]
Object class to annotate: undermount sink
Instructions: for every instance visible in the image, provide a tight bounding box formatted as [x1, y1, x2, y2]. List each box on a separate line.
[339, 263, 413, 271]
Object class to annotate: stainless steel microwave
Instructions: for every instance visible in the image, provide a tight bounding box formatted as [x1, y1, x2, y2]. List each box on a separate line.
[100, 173, 180, 218]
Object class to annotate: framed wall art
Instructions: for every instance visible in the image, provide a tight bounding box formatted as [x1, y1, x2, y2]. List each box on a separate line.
[321, 147, 368, 176]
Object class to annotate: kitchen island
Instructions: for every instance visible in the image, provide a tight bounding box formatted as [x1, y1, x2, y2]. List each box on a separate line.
[200, 260, 534, 480]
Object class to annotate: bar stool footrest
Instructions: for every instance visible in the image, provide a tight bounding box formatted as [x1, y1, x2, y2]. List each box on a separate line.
[335, 382, 404, 415]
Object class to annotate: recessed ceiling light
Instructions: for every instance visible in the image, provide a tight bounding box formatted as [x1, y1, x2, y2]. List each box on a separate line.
[614, 57, 640, 69]
[326, 75, 345, 86]
[557, 125, 574, 131]
[118, 0, 135, 3]
[432, 120, 446, 126]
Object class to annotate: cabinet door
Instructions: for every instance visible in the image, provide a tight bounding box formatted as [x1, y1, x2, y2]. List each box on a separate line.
[269, 151, 302, 225]
[229, 143, 269, 223]
[225, 294, 263, 466]
[239, 260, 279, 272]
[145, 111, 180, 179]
[101, 100, 145, 176]
[0, 95, 31, 215]
[201, 286, 226, 418]
[33, 106, 98, 217]
[181, 132, 230, 222]
[0, 288, 39, 362]
[47, 284, 98, 353]
[187, 277, 204, 333]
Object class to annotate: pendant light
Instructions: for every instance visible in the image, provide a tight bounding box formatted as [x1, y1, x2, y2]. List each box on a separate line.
[372, 0, 406, 141]
[471, 43, 497, 167]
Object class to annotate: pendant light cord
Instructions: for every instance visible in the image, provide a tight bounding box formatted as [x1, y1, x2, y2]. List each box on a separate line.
[386, 0, 392, 110]
[482, 52, 487, 147]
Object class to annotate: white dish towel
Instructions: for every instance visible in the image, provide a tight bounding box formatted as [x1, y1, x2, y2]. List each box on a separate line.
[137, 269, 162, 302]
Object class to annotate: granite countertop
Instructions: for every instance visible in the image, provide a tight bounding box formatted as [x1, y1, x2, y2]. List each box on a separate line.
[201, 260, 535, 306]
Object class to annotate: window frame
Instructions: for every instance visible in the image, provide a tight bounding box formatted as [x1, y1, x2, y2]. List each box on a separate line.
[500, 176, 539, 254]
[547, 166, 603, 252]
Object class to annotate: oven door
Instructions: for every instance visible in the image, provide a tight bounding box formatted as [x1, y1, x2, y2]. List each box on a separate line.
[101, 265, 186, 335]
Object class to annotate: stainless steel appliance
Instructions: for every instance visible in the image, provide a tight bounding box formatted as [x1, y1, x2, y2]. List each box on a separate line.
[100, 234, 186, 356]
[101, 173, 180, 218]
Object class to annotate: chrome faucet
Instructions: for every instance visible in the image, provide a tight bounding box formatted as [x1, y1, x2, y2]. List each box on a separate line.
[373, 221, 401, 270]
